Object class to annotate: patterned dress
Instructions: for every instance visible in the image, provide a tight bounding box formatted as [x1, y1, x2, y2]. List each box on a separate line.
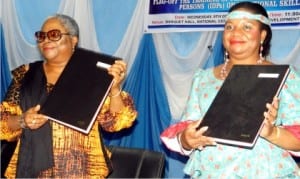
[1, 64, 137, 178]
[181, 66, 300, 178]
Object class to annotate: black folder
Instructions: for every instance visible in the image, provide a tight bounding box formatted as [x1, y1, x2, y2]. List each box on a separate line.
[40, 48, 120, 134]
[197, 65, 290, 148]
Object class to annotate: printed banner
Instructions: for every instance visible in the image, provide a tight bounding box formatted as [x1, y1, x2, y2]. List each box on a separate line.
[144, 0, 300, 33]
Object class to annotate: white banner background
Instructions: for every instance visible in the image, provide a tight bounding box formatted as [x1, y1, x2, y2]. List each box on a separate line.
[144, 0, 300, 33]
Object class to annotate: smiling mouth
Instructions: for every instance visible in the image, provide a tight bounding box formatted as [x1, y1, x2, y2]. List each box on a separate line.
[230, 41, 245, 45]
[43, 46, 54, 51]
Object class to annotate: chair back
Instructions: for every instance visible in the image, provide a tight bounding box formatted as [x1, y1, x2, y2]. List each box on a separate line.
[107, 146, 165, 178]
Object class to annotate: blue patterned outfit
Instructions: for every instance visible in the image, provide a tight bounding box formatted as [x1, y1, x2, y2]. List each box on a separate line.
[181, 66, 300, 178]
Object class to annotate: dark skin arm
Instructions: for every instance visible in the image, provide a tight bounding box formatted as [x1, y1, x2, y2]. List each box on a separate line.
[179, 120, 216, 151]
[6, 60, 129, 131]
[261, 97, 300, 151]
[180, 97, 300, 151]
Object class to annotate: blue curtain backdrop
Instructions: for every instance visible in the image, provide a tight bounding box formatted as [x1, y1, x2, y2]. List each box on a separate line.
[203, 32, 224, 69]
[103, 34, 171, 152]
[1, 1, 299, 178]
[101, 34, 173, 177]
[0, 23, 11, 101]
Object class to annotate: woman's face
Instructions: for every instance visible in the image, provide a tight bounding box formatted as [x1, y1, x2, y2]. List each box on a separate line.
[37, 18, 78, 63]
[223, 10, 266, 61]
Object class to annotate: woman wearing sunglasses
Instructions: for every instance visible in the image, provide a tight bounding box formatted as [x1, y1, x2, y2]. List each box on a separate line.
[1, 14, 137, 178]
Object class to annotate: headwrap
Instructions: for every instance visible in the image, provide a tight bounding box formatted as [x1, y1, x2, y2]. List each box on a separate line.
[226, 10, 271, 27]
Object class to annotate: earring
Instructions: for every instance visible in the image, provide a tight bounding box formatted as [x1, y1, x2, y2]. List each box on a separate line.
[224, 50, 229, 64]
[220, 51, 229, 79]
[257, 41, 264, 64]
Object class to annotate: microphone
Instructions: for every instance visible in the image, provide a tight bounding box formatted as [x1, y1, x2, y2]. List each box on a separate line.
[208, 45, 213, 52]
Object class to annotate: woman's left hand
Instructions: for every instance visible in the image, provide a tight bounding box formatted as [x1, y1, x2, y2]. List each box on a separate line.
[108, 60, 127, 93]
[260, 97, 279, 138]
[23, 105, 48, 130]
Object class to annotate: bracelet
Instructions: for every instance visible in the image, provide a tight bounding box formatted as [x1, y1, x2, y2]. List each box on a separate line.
[110, 89, 121, 98]
[271, 126, 280, 140]
[177, 133, 193, 154]
[18, 114, 28, 129]
[275, 126, 280, 138]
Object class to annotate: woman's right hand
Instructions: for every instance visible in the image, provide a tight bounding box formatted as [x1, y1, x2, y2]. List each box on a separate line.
[180, 120, 216, 150]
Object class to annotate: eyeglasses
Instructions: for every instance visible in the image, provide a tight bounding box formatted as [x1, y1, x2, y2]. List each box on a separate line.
[35, 29, 70, 43]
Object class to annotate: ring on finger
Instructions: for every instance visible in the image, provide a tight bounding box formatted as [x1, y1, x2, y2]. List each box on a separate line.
[32, 119, 36, 124]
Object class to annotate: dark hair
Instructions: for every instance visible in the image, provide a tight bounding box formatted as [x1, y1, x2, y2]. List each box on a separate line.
[228, 1, 272, 57]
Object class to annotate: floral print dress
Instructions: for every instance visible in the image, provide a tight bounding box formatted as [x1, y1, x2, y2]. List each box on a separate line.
[181, 66, 300, 178]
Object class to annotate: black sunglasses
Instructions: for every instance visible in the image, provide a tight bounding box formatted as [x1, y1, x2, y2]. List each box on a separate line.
[35, 29, 70, 43]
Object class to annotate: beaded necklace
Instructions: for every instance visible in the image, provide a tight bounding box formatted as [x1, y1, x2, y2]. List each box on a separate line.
[220, 58, 263, 80]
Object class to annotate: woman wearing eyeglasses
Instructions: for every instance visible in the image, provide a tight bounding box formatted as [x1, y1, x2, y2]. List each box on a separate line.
[1, 14, 137, 178]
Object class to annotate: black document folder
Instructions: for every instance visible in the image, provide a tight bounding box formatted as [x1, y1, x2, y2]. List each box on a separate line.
[41, 48, 120, 134]
[197, 65, 290, 148]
